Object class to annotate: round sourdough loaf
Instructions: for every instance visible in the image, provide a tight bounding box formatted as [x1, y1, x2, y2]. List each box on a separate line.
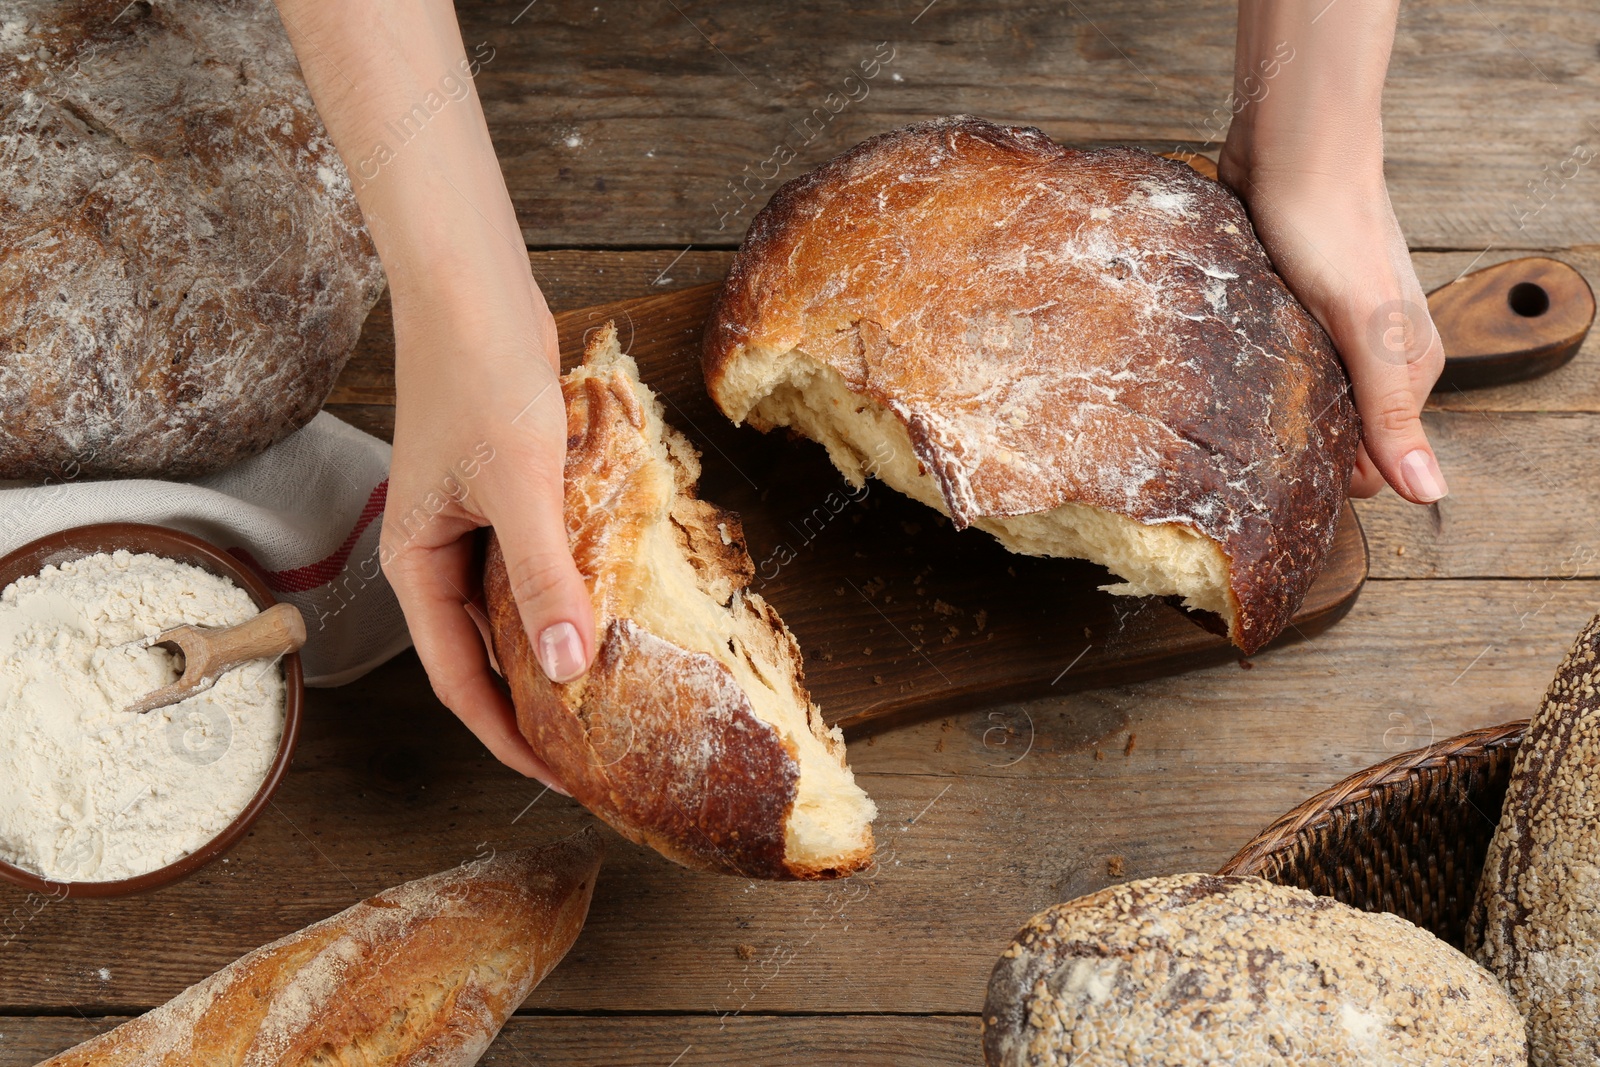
[984, 874, 1526, 1066]
[1470, 613, 1600, 1065]
[0, 0, 384, 480]
[484, 323, 877, 880]
[703, 116, 1360, 653]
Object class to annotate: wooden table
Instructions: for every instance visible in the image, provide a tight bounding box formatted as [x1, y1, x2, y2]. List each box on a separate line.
[5, 2, 1600, 1063]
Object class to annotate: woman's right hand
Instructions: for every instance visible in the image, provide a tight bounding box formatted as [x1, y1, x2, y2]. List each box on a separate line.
[379, 237, 593, 792]
[270, 0, 595, 787]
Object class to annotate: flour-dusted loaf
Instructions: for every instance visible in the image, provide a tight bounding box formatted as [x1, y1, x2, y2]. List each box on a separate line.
[0, 0, 384, 480]
[1469, 614, 1600, 1065]
[984, 874, 1525, 1066]
[35, 829, 603, 1067]
[485, 324, 876, 880]
[704, 117, 1360, 654]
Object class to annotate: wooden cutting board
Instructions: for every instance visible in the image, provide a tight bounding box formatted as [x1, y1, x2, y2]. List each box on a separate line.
[551, 284, 1367, 733]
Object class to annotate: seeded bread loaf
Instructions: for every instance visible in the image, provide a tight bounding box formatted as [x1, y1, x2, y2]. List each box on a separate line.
[1469, 613, 1600, 1066]
[35, 830, 603, 1066]
[703, 116, 1360, 654]
[484, 323, 877, 880]
[0, 0, 384, 480]
[984, 873, 1526, 1066]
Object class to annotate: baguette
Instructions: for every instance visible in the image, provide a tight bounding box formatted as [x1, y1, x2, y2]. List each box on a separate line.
[1469, 613, 1600, 1065]
[985, 873, 1525, 1066]
[35, 829, 603, 1067]
[704, 116, 1359, 654]
[484, 324, 876, 880]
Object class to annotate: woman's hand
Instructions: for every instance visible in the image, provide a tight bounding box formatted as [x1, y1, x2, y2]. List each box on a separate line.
[274, 0, 594, 786]
[1221, 0, 1448, 503]
[381, 245, 591, 790]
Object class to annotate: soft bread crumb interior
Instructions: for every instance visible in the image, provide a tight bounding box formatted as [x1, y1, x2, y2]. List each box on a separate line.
[580, 337, 876, 871]
[718, 347, 1238, 631]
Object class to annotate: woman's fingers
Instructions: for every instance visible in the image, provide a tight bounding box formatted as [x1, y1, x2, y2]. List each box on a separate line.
[1225, 165, 1448, 506]
[1327, 289, 1448, 504]
[479, 387, 598, 688]
[1348, 443, 1386, 498]
[381, 525, 570, 792]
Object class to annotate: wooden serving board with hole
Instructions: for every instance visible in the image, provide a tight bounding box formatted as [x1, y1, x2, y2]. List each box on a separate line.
[551, 284, 1370, 733]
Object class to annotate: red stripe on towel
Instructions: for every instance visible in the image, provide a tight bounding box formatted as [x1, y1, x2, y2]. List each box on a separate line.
[229, 480, 389, 593]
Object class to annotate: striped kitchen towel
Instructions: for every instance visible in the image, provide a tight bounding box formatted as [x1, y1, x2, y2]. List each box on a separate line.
[0, 413, 408, 686]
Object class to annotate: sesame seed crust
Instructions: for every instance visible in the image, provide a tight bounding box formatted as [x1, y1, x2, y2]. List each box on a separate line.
[985, 873, 1526, 1066]
[1470, 612, 1600, 1066]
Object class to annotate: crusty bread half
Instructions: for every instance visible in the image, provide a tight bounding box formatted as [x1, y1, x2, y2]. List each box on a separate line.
[484, 324, 876, 880]
[985, 874, 1526, 1066]
[1470, 613, 1600, 1065]
[36, 829, 603, 1067]
[704, 116, 1360, 654]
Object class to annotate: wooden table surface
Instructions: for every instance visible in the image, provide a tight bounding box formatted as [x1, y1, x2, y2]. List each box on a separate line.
[5, 2, 1600, 1063]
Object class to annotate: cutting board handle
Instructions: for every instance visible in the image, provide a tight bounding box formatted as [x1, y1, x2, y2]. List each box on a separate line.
[1427, 256, 1594, 392]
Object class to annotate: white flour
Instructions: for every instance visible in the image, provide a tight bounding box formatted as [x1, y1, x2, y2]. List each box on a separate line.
[0, 551, 286, 882]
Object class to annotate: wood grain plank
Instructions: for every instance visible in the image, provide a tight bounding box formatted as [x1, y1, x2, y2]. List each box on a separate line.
[1, 580, 1589, 1015]
[435, 0, 1600, 248]
[0, 1015, 982, 1067]
[1354, 410, 1600, 578]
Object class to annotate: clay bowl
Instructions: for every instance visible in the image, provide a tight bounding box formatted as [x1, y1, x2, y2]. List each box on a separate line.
[0, 523, 303, 898]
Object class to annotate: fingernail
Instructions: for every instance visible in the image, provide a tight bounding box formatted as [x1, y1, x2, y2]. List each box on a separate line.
[1400, 449, 1448, 503]
[537, 621, 587, 683]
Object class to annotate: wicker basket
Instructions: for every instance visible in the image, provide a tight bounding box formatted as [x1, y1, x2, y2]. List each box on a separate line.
[1217, 721, 1526, 949]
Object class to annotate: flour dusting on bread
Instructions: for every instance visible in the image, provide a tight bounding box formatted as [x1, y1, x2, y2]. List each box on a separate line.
[573, 326, 877, 871]
[1469, 613, 1600, 1064]
[36, 832, 603, 1066]
[705, 116, 1359, 653]
[0, 0, 383, 479]
[485, 326, 876, 880]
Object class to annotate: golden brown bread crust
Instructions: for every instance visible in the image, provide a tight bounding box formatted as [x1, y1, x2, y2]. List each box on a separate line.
[0, 0, 384, 479]
[37, 829, 603, 1067]
[1469, 613, 1600, 1066]
[984, 874, 1526, 1066]
[485, 329, 868, 880]
[703, 116, 1360, 653]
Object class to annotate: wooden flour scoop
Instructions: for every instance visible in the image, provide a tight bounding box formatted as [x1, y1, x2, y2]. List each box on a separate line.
[125, 602, 307, 715]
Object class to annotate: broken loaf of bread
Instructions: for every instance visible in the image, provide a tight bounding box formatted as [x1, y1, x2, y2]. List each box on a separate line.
[703, 116, 1361, 654]
[484, 323, 877, 880]
[36, 830, 603, 1066]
